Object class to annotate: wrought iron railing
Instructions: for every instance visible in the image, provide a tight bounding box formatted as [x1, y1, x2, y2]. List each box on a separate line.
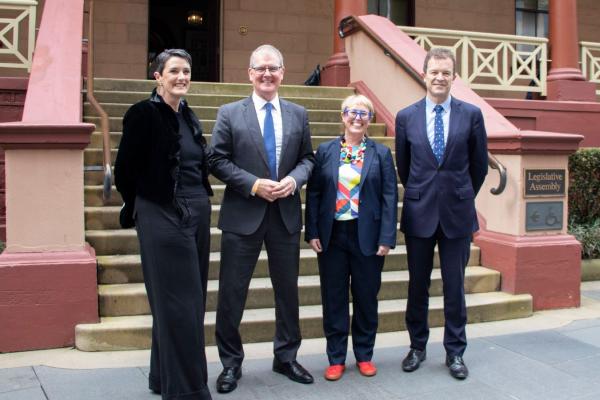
[399, 26, 548, 96]
[580, 41, 600, 96]
[0, 0, 37, 71]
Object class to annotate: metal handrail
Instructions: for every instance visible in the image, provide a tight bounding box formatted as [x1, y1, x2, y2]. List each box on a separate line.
[339, 16, 507, 195]
[85, 0, 111, 202]
[487, 152, 506, 195]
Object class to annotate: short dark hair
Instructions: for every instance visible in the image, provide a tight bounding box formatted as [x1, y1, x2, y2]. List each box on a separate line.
[152, 49, 192, 75]
[423, 47, 456, 74]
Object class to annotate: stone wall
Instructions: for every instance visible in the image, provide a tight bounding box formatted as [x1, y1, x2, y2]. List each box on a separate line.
[222, 0, 333, 84]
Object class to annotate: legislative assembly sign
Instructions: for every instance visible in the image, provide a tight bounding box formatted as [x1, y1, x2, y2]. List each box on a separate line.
[524, 169, 565, 197]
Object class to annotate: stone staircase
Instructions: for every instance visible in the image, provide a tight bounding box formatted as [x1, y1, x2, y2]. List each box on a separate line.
[75, 78, 533, 351]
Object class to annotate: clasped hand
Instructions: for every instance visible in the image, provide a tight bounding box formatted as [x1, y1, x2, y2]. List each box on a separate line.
[255, 176, 295, 202]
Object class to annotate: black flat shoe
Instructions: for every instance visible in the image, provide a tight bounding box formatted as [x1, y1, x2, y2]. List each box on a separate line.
[446, 355, 469, 380]
[272, 359, 314, 384]
[216, 366, 242, 393]
[402, 349, 426, 372]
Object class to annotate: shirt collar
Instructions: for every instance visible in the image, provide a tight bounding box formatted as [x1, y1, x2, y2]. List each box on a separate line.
[426, 95, 452, 114]
[252, 91, 280, 111]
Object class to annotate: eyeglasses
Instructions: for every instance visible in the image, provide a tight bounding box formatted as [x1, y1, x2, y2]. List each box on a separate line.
[251, 65, 282, 74]
[343, 108, 372, 121]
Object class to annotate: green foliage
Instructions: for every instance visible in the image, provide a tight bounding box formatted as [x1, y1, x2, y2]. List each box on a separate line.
[568, 148, 600, 225]
[569, 219, 600, 259]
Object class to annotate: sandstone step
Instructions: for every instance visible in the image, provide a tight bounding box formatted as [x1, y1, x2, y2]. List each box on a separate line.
[91, 91, 351, 110]
[75, 291, 533, 351]
[85, 203, 404, 230]
[98, 266, 500, 317]
[96, 246, 481, 284]
[85, 168, 223, 186]
[83, 117, 386, 137]
[84, 135, 395, 165]
[90, 78, 355, 98]
[86, 225, 407, 255]
[96, 247, 482, 284]
[84, 184, 405, 207]
[84, 103, 346, 123]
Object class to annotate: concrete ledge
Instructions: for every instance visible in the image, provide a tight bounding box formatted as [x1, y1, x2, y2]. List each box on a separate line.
[582, 259, 600, 281]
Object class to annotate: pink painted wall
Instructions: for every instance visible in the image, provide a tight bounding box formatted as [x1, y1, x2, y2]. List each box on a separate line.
[486, 98, 600, 147]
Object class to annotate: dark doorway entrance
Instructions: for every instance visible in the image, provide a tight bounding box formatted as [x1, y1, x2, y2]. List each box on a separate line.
[148, 0, 220, 82]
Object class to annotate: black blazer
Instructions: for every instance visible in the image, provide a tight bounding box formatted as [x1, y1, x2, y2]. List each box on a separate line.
[395, 97, 488, 239]
[114, 90, 213, 226]
[305, 137, 398, 256]
[208, 96, 314, 235]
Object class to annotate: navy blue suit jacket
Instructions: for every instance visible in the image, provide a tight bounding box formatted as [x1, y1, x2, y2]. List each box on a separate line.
[305, 137, 398, 256]
[395, 97, 488, 239]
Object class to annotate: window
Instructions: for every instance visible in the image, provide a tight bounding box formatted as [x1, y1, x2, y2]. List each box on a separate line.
[516, 0, 548, 38]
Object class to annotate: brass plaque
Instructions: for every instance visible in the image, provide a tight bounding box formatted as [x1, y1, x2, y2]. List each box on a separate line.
[524, 169, 565, 197]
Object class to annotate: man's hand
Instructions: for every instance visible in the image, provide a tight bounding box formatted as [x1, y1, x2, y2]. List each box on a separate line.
[272, 176, 296, 199]
[376, 245, 390, 256]
[254, 179, 279, 202]
[309, 238, 322, 253]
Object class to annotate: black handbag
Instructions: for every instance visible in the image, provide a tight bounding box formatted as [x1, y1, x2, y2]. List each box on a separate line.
[304, 64, 321, 86]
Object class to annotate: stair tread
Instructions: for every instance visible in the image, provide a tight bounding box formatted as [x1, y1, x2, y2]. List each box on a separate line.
[78, 291, 533, 330]
[98, 266, 498, 295]
[95, 245, 482, 266]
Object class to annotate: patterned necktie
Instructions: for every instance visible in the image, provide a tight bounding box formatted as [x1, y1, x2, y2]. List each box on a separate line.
[263, 102, 277, 180]
[433, 104, 445, 164]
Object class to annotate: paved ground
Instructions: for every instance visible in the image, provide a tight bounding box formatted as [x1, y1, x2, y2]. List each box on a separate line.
[3, 281, 600, 400]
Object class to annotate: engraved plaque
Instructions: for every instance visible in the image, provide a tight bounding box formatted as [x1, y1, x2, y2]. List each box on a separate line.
[524, 169, 566, 197]
[525, 201, 563, 231]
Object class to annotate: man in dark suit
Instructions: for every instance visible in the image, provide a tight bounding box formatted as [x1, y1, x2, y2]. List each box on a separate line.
[395, 47, 488, 380]
[208, 44, 315, 393]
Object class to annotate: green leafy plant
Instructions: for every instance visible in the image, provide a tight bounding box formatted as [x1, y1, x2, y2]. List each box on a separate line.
[569, 219, 600, 259]
[568, 148, 600, 225]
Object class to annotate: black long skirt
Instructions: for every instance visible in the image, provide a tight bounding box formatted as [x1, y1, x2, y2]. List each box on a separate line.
[135, 194, 212, 400]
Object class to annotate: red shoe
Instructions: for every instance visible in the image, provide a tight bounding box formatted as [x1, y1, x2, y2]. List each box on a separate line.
[324, 364, 345, 381]
[357, 361, 377, 377]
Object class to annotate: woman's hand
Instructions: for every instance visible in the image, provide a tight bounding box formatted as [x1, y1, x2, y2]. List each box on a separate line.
[309, 238, 322, 253]
[376, 245, 390, 256]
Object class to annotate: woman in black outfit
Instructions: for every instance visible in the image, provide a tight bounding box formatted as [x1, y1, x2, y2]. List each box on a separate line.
[114, 49, 213, 400]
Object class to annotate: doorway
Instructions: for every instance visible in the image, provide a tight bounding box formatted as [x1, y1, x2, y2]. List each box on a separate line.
[148, 0, 220, 82]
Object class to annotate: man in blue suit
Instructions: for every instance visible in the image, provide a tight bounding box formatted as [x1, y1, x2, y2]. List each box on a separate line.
[395, 48, 488, 380]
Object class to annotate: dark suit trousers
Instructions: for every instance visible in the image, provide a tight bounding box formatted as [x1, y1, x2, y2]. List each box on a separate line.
[135, 195, 212, 400]
[405, 225, 471, 357]
[318, 220, 384, 365]
[215, 202, 301, 367]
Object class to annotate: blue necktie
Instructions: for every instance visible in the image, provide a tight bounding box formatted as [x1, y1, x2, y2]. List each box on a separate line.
[263, 102, 277, 180]
[433, 104, 445, 165]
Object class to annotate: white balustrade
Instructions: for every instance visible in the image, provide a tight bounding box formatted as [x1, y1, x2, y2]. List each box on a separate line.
[399, 26, 548, 96]
[580, 41, 600, 95]
[0, 0, 37, 71]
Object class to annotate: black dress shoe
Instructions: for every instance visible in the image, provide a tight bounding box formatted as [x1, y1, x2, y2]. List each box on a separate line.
[446, 355, 469, 380]
[216, 366, 242, 393]
[402, 349, 426, 372]
[272, 359, 314, 384]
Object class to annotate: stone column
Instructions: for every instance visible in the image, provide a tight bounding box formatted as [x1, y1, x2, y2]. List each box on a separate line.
[320, 0, 367, 86]
[546, 0, 596, 101]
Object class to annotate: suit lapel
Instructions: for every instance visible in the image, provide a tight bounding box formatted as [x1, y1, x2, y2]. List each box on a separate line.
[443, 97, 462, 166]
[278, 99, 292, 176]
[415, 99, 438, 165]
[360, 138, 375, 187]
[242, 97, 269, 168]
[330, 138, 341, 192]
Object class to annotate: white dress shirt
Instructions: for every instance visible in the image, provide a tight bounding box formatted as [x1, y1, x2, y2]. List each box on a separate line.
[252, 92, 283, 172]
[425, 95, 451, 150]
